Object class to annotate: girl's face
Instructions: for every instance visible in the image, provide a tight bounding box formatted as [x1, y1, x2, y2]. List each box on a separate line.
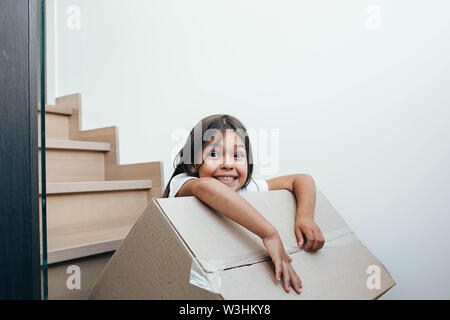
[197, 130, 248, 191]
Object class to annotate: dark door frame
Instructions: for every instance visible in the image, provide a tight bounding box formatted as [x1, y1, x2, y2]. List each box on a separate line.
[0, 0, 41, 299]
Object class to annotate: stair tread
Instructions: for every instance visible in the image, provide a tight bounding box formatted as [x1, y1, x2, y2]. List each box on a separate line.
[41, 180, 152, 195]
[43, 225, 132, 264]
[38, 104, 73, 116]
[39, 138, 110, 151]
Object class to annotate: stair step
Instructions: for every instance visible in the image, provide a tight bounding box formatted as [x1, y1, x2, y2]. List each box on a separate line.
[47, 252, 113, 299]
[40, 189, 149, 263]
[39, 139, 110, 152]
[38, 104, 73, 116]
[39, 148, 106, 183]
[48, 239, 122, 265]
[40, 180, 152, 195]
[42, 225, 131, 264]
[38, 112, 70, 140]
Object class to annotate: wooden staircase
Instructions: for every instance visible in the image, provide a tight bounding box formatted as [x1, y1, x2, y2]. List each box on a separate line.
[38, 93, 163, 299]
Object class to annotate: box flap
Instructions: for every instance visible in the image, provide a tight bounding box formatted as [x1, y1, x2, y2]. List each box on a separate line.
[217, 237, 396, 299]
[155, 189, 350, 271]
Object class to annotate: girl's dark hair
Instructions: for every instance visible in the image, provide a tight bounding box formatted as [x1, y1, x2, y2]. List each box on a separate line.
[162, 114, 254, 198]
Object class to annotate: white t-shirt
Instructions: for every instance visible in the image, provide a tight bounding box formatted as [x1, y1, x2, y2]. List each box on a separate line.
[168, 173, 269, 198]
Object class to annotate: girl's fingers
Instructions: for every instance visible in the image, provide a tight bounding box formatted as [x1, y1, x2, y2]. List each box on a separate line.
[312, 229, 325, 251]
[275, 260, 282, 282]
[304, 231, 315, 252]
[317, 229, 325, 250]
[288, 255, 293, 262]
[294, 270, 303, 292]
[282, 264, 290, 293]
[292, 276, 301, 294]
[276, 259, 303, 294]
[295, 228, 304, 247]
[311, 230, 320, 251]
[287, 265, 301, 294]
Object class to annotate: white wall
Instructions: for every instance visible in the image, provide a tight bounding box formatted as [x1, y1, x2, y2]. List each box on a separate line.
[46, 0, 450, 299]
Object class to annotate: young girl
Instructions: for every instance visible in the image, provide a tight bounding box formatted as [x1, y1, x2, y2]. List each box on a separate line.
[163, 114, 324, 294]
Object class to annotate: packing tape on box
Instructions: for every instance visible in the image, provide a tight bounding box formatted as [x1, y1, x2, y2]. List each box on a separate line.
[189, 226, 355, 293]
[190, 256, 222, 294]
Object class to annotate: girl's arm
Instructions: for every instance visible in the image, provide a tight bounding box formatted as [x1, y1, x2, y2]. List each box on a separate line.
[178, 177, 302, 294]
[267, 174, 325, 252]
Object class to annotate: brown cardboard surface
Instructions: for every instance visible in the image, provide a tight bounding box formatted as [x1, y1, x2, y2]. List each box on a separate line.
[155, 190, 350, 271]
[90, 190, 395, 299]
[89, 200, 220, 300]
[218, 238, 395, 299]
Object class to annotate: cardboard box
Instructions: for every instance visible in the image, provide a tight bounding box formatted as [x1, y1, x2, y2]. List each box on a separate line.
[89, 190, 395, 299]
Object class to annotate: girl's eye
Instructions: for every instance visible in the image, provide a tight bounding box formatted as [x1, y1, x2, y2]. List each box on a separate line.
[207, 150, 245, 159]
[209, 151, 220, 158]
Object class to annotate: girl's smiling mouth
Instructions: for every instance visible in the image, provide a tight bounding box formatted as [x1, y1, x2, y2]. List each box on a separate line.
[214, 175, 238, 184]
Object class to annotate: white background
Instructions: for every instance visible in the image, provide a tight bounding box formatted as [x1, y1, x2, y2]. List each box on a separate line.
[46, 0, 450, 299]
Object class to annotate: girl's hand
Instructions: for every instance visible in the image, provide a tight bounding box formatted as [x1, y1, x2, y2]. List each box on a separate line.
[262, 232, 302, 294]
[295, 216, 325, 252]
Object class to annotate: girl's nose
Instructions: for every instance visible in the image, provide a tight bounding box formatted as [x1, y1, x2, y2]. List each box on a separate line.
[221, 162, 234, 169]
[221, 157, 235, 169]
